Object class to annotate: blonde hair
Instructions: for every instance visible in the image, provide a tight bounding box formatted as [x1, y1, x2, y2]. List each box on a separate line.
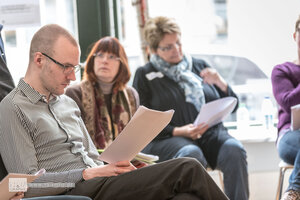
[143, 16, 181, 50]
[29, 24, 78, 62]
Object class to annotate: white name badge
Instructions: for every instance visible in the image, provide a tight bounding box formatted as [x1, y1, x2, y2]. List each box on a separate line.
[9, 178, 27, 192]
[145, 71, 164, 81]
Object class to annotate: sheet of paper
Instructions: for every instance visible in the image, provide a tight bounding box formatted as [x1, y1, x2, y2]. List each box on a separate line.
[99, 106, 174, 164]
[0, 169, 45, 200]
[193, 97, 237, 128]
[291, 104, 300, 131]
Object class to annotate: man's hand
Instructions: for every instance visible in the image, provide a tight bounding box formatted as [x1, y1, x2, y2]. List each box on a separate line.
[82, 161, 136, 180]
[173, 123, 209, 140]
[10, 192, 24, 200]
[131, 159, 148, 168]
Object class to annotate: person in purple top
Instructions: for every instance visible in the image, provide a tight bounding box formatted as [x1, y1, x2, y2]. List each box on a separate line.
[271, 15, 300, 200]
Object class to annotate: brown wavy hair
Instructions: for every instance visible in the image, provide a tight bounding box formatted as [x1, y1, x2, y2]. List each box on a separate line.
[83, 36, 130, 92]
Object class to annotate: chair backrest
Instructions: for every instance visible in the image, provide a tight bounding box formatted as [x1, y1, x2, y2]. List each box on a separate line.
[0, 154, 8, 180]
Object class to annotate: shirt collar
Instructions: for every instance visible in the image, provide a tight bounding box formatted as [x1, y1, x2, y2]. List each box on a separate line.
[18, 79, 58, 104]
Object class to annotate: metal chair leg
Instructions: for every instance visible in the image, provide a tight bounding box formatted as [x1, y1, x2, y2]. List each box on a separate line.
[275, 167, 283, 200]
[276, 167, 287, 200]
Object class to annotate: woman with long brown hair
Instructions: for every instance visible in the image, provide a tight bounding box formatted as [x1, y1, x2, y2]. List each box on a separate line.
[66, 36, 139, 150]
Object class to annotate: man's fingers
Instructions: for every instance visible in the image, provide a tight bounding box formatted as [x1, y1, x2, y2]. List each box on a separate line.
[115, 160, 132, 167]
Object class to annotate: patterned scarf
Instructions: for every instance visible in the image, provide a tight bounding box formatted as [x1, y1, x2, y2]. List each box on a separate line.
[150, 54, 205, 111]
[81, 80, 134, 149]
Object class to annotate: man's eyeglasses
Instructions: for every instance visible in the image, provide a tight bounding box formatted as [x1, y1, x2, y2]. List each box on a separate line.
[41, 52, 81, 75]
[93, 52, 120, 61]
[158, 41, 182, 52]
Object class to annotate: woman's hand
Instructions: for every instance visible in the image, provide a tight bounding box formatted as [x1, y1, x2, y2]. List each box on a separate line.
[173, 123, 209, 140]
[82, 161, 136, 180]
[200, 68, 228, 93]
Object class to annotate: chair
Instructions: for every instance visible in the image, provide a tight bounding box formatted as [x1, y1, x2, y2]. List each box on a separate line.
[275, 160, 294, 200]
[207, 167, 224, 191]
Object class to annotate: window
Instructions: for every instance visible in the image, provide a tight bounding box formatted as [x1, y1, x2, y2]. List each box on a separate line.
[1, 0, 78, 84]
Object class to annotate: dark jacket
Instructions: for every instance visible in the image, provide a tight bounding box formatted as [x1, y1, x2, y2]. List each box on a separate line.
[133, 57, 238, 168]
[0, 24, 15, 102]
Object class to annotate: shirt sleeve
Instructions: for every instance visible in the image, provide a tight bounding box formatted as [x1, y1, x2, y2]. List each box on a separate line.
[0, 98, 85, 197]
[271, 65, 300, 113]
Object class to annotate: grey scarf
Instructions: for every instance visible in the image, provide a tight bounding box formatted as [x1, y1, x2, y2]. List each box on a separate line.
[150, 54, 205, 111]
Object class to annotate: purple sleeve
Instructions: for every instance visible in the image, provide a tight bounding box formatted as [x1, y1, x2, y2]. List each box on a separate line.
[271, 64, 300, 112]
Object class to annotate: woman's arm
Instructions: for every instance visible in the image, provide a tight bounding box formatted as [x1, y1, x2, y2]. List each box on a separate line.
[133, 66, 175, 138]
[197, 59, 239, 112]
[271, 65, 300, 112]
[200, 68, 228, 93]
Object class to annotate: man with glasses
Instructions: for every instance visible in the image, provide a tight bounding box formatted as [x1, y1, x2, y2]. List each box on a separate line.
[0, 24, 228, 200]
[0, 25, 91, 200]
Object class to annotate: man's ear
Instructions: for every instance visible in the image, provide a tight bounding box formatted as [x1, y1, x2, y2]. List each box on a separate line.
[34, 52, 44, 67]
[293, 32, 297, 41]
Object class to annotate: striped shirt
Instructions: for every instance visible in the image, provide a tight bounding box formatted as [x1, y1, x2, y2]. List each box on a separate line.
[0, 79, 103, 197]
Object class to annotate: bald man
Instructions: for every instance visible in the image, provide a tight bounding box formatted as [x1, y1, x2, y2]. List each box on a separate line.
[0, 24, 228, 200]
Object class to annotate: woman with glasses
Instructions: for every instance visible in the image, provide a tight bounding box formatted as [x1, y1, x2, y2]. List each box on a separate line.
[65, 37, 139, 154]
[271, 15, 300, 200]
[133, 16, 249, 200]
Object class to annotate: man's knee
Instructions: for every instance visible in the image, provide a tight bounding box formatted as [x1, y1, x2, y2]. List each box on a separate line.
[171, 157, 205, 171]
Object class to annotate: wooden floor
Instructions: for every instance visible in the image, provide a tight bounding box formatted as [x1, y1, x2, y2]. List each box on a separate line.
[209, 170, 292, 200]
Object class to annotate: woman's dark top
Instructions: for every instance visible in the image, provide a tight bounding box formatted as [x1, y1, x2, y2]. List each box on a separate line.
[133, 57, 238, 168]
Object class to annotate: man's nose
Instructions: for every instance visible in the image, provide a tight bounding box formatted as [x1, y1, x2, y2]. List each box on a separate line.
[67, 70, 76, 81]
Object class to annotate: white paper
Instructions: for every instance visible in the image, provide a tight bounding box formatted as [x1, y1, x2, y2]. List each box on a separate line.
[9, 178, 27, 192]
[193, 97, 237, 127]
[99, 106, 174, 164]
[291, 104, 300, 131]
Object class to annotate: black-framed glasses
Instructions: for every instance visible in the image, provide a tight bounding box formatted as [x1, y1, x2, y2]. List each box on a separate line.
[41, 52, 81, 75]
[158, 41, 182, 52]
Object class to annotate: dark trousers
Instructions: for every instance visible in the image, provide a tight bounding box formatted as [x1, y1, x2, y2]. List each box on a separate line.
[24, 196, 92, 200]
[66, 158, 228, 200]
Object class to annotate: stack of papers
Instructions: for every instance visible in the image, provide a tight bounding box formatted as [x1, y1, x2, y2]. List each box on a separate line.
[133, 152, 159, 164]
[97, 150, 159, 164]
[194, 97, 237, 127]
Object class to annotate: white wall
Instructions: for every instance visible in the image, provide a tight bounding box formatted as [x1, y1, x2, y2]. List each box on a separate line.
[227, 0, 300, 77]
